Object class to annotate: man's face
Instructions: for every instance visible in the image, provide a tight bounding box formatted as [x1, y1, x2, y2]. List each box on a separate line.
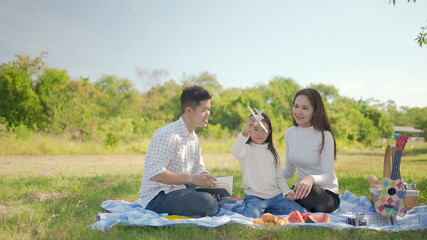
[191, 99, 211, 128]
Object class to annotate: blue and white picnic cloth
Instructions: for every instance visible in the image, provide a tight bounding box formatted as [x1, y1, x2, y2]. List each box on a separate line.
[89, 190, 426, 232]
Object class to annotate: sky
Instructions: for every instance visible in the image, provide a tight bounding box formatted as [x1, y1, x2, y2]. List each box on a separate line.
[1, 0, 426, 108]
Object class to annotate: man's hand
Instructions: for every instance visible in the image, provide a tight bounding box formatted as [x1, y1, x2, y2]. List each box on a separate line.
[150, 170, 216, 187]
[192, 173, 217, 188]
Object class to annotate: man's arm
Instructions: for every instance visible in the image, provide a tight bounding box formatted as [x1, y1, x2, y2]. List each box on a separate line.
[150, 170, 217, 188]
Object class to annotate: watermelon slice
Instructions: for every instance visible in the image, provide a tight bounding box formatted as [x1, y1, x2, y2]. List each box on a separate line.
[301, 213, 312, 222]
[305, 213, 330, 223]
[287, 211, 304, 223]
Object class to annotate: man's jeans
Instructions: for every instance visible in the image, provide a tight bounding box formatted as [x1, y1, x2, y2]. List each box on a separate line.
[145, 185, 219, 218]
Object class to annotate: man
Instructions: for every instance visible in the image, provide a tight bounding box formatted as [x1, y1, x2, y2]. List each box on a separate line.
[139, 85, 219, 217]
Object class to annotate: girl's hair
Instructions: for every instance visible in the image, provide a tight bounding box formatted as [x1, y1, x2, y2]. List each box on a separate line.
[246, 113, 280, 166]
[292, 88, 337, 160]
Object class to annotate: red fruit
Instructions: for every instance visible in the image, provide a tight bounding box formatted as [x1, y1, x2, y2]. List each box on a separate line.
[287, 211, 304, 223]
[301, 213, 312, 222]
[305, 213, 330, 223]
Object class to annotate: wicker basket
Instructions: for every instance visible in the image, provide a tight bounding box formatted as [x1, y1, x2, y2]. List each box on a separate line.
[370, 144, 419, 211]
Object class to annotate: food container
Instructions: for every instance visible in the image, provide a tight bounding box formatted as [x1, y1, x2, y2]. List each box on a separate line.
[404, 190, 419, 211]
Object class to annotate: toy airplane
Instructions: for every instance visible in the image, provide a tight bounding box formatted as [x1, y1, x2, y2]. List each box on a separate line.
[247, 106, 268, 133]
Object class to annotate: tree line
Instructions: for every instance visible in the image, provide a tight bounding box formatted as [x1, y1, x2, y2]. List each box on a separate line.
[1, 52, 426, 147]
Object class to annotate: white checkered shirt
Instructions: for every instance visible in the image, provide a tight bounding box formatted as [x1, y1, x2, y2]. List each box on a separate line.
[139, 117, 208, 208]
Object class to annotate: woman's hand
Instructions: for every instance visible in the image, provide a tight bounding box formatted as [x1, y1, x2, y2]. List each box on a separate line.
[293, 176, 314, 199]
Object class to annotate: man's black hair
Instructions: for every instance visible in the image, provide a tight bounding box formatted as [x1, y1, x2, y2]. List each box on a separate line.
[180, 85, 212, 113]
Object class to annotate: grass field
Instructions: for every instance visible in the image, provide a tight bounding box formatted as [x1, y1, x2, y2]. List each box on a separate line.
[0, 142, 426, 239]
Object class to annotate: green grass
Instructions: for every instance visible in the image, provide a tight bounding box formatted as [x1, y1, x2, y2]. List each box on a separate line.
[0, 133, 235, 155]
[0, 141, 426, 239]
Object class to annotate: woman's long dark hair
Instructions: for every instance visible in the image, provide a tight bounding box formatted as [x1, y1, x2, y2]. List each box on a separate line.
[246, 113, 280, 166]
[292, 88, 337, 160]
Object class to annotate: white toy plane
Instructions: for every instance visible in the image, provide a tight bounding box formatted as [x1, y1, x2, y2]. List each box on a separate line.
[247, 106, 268, 133]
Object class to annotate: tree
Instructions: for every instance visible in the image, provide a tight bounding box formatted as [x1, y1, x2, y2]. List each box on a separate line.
[265, 77, 300, 121]
[181, 71, 223, 96]
[0, 53, 46, 128]
[390, 0, 426, 47]
[211, 88, 246, 133]
[308, 83, 339, 105]
[360, 101, 394, 138]
[95, 75, 139, 118]
[53, 78, 102, 139]
[407, 107, 427, 138]
[140, 80, 182, 122]
[35, 67, 70, 127]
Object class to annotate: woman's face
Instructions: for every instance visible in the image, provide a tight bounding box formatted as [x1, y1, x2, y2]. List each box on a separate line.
[292, 95, 314, 128]
[249, 120, 270, 144]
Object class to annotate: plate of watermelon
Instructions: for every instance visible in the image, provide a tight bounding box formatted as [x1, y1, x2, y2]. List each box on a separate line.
[287, 211, 331, 224]
[252, 211, 330, 228]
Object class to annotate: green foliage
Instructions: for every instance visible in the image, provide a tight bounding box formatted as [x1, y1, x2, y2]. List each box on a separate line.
[199, 123, 230, 139]
[35, 67, 70, 127]
[0, 62, 44, 128]
[51, 78, 102, 139]
[415, 26, 427, 47]
[140, 80, 182, 122]
[407, 107, 427, 137]
[390, 0, 416, 4]
[105, 132, 119, 148]
[95, 75, 139, 118]
[390, 0, 426, 47]
[13, 124, 31, 139]
[360, 102, 393, 138]
[309, 83, 339, 105]
[266, 77, 300, 120]
[1, 52, 426, 148]
[182, 71, 223, 96]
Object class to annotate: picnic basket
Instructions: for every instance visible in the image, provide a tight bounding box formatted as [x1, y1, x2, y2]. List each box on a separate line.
[370, 144, 419, 211]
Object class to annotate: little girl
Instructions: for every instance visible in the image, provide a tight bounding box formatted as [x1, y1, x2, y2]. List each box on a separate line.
[231, 112, 303, 218]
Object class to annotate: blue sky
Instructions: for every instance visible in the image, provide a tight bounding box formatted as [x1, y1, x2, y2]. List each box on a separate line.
[1, 0, 426, 108]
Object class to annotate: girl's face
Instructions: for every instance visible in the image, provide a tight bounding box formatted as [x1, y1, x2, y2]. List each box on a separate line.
[292, 95, 314, 128]
[249, 120, 271, 144]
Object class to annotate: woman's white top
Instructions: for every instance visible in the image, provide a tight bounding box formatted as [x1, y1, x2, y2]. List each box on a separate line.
[283, 126, 339, 194]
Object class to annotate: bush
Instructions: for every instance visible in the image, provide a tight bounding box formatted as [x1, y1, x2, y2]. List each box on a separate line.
[105, 132, 119, 148]
[13, 124, 31, 140]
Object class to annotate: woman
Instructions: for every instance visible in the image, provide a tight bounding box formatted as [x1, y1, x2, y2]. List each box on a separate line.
[283, 88, 340, 213]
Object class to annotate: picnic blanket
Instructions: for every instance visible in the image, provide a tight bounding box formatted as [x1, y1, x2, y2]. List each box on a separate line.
[89, 190, 427, 232]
